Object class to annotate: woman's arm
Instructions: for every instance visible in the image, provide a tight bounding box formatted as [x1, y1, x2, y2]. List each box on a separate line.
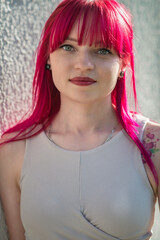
[0, 138, 26, 240]
[142, 121, 160, 204]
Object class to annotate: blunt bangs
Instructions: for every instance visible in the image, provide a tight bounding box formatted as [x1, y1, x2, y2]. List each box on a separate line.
[49, 0, 133, 61]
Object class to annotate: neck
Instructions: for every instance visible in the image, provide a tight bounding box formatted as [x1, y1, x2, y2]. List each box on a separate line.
[51, 96, 118, 135]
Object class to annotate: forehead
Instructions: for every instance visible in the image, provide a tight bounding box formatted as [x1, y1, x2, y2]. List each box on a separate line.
[66, 18, 106, 47]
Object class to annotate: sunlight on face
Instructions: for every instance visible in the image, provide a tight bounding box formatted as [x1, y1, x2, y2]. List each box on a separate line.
[49, 22, 124, 105]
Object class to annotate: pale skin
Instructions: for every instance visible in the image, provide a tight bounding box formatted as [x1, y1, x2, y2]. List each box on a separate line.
[0, 23, 160, 240]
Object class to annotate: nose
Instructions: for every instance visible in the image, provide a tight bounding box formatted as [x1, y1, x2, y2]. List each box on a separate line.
[74, 51, 94, 71]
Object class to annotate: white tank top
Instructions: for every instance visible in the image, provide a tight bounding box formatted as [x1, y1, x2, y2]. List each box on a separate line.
[20, 116, 156, 240]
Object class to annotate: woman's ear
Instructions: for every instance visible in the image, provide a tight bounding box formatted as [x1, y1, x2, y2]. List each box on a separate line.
[118, 56, 129, 78]
[118, 59, 127, 77]
[122, 55, 130, 69]
[47, 58, 51, 65]
[121, 58, 128, 71]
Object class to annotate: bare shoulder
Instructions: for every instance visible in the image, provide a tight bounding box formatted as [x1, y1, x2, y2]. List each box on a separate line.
[0, 124, 42, 182]
[0, 132, 26, 185]
[143, 120, 160, 191]
[143, 120, 160, 160]
[140, 120, 160, 198]
[144, 120, 160, 135]
[0, 132, 26, 159]
[0, 133, 26, 239]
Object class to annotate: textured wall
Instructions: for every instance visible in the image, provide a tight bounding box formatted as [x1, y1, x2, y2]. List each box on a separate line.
[121, 0, 160, 122]
[0, 0, 60, 134]
[0, 0, 160, 239]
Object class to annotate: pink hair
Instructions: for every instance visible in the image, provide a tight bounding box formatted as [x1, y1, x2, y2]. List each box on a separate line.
[2, 0, 158, 184]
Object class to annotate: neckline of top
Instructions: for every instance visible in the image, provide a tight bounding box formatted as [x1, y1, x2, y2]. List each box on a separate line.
[41, 129, 124, 154]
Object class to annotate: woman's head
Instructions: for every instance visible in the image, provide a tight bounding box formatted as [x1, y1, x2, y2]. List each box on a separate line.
[33, 0, 135, 123]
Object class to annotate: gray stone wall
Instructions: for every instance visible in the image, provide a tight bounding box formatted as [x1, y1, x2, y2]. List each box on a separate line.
[0, 0, 160, 239]
[121, 0, 160, 123]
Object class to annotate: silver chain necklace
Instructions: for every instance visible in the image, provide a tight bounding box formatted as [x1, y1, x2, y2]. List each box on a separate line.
[47, 125, 117, 146]
[104, 128, 116, 143]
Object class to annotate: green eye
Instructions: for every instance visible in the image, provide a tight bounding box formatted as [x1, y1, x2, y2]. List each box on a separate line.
[60, 45, 74, 51]
[98, 49, 112, 55]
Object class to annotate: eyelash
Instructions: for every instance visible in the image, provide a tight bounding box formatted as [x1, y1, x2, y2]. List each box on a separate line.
[60, 44, 74, 51]
[97, 48, 112, 55]
[59, 44, 112, 55]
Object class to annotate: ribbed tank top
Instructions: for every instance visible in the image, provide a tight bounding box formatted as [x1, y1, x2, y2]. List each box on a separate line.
[20, 116, 156, 240]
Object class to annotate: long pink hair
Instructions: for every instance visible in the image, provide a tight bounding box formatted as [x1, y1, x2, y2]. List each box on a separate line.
[2, 0, 158, 184]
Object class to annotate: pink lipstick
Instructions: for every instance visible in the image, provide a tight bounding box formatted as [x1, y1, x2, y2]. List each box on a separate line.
[69, 77, 96, 86]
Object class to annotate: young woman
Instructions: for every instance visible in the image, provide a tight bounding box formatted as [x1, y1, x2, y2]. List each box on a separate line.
[0, 0, 160, 240]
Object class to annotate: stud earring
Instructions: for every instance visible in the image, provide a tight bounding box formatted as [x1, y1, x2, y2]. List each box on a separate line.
[45, 64, 51, 70]
[120, 71, 124, 78]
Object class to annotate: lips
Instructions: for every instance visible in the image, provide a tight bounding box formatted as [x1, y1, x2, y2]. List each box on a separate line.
[69, 77, 96, 86]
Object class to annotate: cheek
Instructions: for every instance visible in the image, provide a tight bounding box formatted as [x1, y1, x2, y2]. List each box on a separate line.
[110, 64, 120, 80]
[101, 62, 120, 81]
[50, 61, 65, 86]
[99, 62, 120, 93]
[50, 55, 70, 81]
[50, 67, 62, 89]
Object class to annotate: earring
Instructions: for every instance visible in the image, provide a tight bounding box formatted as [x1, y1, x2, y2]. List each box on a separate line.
[120, 71, 124, 78]
[45, 64, 51, 70]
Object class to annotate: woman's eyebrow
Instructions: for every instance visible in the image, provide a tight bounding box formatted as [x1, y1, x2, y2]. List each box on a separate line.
[66, 37, 108, 47]
[66, 37, 78, 42]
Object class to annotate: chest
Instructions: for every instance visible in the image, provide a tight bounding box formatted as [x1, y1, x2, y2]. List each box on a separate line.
[20, 132, 155, 240]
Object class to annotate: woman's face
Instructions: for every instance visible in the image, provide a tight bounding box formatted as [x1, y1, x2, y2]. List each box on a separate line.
[49, 23, 124, 104]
